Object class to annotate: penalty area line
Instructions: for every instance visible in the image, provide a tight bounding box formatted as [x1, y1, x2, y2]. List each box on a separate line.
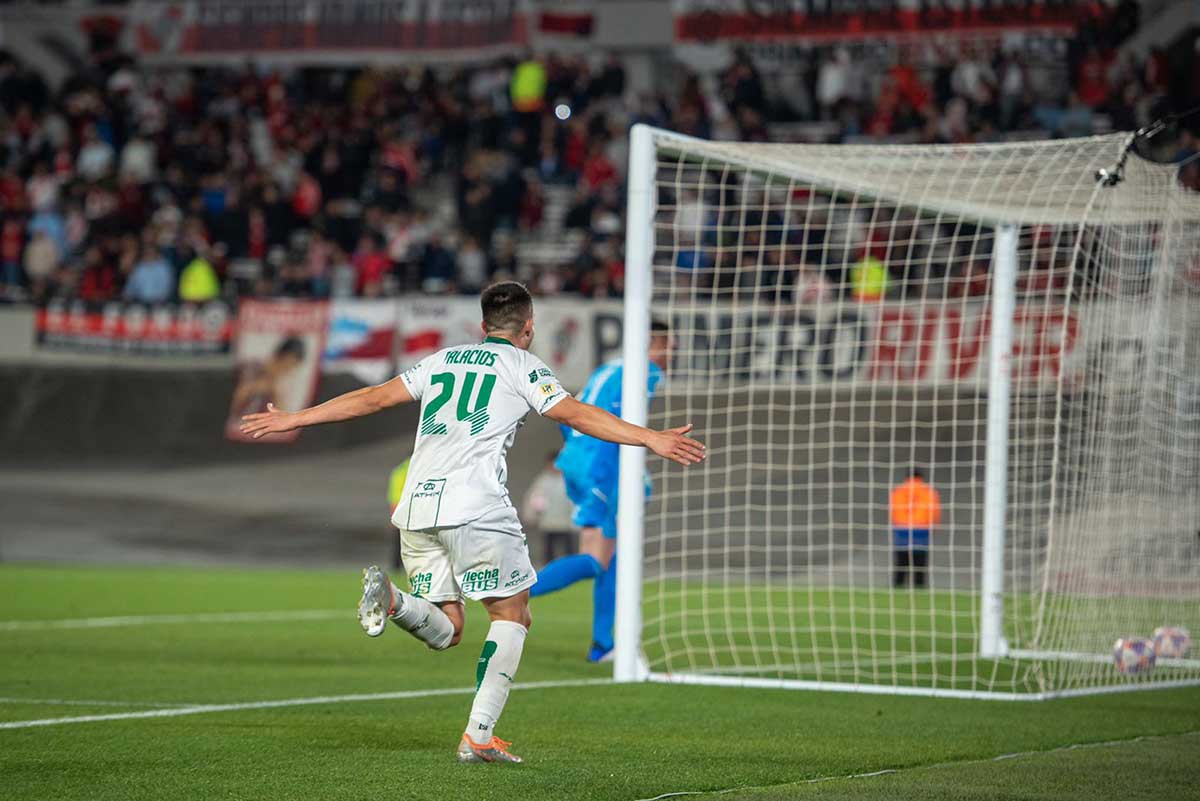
[0, 678, 614, 730]
[631, 730, 1200, 801]
[0, 697, 198, 708]
[0, 609, 348, 631]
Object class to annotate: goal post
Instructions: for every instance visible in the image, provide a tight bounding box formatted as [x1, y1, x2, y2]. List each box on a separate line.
[615, 124, 1200, 699]
[614, 123, 655, 683]
[979, 223, 1017, 660]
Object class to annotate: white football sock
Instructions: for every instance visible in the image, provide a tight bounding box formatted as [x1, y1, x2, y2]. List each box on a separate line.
[465, 620, 527, 745]
[388, 582, 455, 650]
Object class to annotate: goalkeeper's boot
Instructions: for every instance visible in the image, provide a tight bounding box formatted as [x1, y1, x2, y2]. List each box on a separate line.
[357, 565, 395, 638]
[457, 734, 524, 764]
[586, 641, 613, 663]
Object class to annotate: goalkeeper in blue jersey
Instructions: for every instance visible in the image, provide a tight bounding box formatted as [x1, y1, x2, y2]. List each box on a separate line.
[530, 321, 672, 662]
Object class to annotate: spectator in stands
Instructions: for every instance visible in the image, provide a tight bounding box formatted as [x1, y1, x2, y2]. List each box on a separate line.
[418, 233, 457, 294]
[352, 233, 390, 298]
[22, 229, 58, 302]
[124, 244, 173, 304]
[794, 260, 834, 305]
[0, 13, 1193, 308]
[850, 252, 889, 301]
[78, 245, 118, 303]
[890, 468, 942, 589]
[1, 215, 25, 294]
[179, 251, 220, 302]
[76, 123, 114, 182]
[456, 235, 491, 295]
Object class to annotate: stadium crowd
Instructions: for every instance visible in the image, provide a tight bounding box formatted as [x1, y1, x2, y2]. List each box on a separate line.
[0, 7, 1195, 306]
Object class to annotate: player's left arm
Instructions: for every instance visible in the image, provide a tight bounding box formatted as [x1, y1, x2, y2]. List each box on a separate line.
[544, 396, 705, 467]
[239, 375, 414, 438]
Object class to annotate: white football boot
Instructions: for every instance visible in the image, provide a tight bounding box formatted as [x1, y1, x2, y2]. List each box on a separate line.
[357, 565, 395, 637]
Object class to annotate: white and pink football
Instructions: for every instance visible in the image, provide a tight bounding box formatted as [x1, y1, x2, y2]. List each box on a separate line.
[1113, 637, 1156, 676]
[1152, 627, 1192, 660]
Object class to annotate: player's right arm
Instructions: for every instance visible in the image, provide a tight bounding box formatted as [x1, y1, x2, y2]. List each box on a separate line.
[544, 396, 705, 467]
[239, 374, 414, 439]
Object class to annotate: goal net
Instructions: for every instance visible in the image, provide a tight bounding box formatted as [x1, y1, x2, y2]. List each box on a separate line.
[615, 126, 1200, 699]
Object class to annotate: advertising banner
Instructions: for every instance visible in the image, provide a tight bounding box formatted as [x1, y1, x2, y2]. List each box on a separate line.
[672, 0, 1084, 44]
[225, 300, 329, 443]
[31, 295, 1166, 398]
[130, 0, 528, 61]
[662, 301, 1079, 391]
[659, 299, 1189, 394]
[34, 300, 233, 355]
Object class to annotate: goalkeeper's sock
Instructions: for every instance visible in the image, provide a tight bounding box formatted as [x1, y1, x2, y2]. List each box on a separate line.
[388, 582, 455, 650]
[529, 553, 601, 597]
[591, 554, 616, 652]
[466, 620, 527, 745]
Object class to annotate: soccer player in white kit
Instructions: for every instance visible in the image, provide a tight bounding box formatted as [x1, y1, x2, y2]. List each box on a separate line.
[240, 282, 705, 764]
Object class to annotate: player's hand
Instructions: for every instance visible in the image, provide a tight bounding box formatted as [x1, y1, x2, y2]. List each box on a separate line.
[647, 423, 706, 466]
[239, 403, 300, 439]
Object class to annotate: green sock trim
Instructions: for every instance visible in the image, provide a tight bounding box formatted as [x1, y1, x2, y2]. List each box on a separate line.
[475, 640, 498, 691]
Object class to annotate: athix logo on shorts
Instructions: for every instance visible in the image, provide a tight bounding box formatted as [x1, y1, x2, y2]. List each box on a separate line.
[504, 569, 530, 589]
[409, 571, 433, 597]
[461, 568, 500, 594]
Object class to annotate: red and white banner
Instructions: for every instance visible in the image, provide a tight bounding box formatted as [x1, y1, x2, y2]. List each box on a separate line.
[35, 300, 233, 355]
[131, 0, 528, 61]
[323, 299, 398, 386]
[535, 0, 594, 37]
[226, 300, 329, 443]
[672, 0, 1095, 43]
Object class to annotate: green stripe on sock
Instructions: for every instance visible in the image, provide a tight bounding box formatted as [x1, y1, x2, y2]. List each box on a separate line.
[475, 640, 498, 691]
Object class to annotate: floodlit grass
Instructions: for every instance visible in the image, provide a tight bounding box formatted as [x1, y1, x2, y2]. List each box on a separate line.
[1, 564, 1198, 801]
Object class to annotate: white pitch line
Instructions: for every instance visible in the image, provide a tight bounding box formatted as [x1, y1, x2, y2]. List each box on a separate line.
[0, 697, 197, 708]
[0, 609, 347, 631]
[0, 678, 613, 730]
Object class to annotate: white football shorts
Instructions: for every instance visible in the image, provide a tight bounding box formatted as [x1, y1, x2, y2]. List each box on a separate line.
[399, 504, 537, 603]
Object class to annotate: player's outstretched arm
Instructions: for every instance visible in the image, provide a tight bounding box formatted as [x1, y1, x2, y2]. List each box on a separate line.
[544, 396, 705, 467]
[239, 375, 414, 439]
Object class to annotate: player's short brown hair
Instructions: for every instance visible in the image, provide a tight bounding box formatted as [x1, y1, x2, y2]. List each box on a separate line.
[481, 281, 533, 333]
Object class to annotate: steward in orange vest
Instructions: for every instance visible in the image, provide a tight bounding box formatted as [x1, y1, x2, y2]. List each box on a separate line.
[889, 468, 941, 588]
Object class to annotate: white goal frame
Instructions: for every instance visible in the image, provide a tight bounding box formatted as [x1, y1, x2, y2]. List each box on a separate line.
[612, 123, 1200, 700]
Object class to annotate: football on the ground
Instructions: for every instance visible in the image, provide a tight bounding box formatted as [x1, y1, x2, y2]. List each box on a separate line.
[1113, 637, 1156, 675]
[1152, 627, 1192, 659]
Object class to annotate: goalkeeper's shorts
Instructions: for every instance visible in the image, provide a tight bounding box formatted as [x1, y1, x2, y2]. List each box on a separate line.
[562, 470, 618, 540]
[399, 505, 537, 602]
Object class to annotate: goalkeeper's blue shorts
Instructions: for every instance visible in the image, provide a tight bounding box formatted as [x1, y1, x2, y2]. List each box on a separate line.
[562, 470, 618, 540]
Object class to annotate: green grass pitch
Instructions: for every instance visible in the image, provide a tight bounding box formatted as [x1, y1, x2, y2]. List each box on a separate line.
[1, 564, 1198, 801]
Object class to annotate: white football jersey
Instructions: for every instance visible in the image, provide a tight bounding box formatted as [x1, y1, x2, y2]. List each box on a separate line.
[392, 336, 569, 531]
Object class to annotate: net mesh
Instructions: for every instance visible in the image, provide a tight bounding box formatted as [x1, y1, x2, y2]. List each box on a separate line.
[637, 130, 1200, 696]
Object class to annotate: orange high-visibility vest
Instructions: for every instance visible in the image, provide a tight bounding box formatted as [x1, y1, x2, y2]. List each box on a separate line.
[890, 478, 941, 528]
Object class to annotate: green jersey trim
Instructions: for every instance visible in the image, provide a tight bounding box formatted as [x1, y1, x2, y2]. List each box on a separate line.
[483, 336, 516, 347]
